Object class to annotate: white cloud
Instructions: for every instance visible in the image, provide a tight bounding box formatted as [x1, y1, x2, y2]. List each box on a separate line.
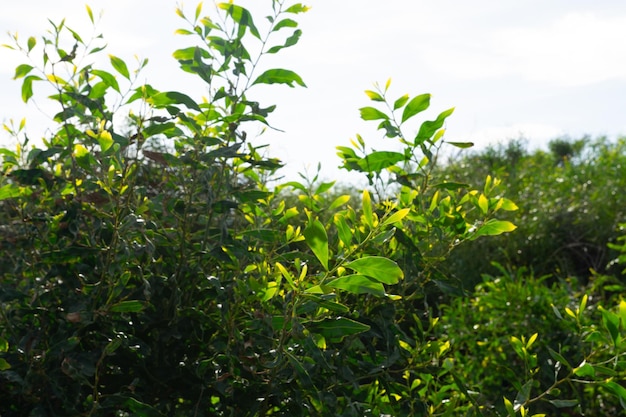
[420, 10, 626, 87]
[497, 12, 626, 86]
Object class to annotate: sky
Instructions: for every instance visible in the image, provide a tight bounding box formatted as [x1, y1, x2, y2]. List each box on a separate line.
[2, 1, 626, 182]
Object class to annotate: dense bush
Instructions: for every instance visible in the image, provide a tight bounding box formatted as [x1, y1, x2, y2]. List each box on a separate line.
[438, 263, 626, 415]
[1, 2, 625, 416]
[440, 137, 626, 287]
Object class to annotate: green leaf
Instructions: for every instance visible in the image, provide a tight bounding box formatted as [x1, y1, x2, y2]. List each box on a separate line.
[0, 358, 10, 371]
[122, 397, 163, 417]
[393, 94, 409, 110]
[21, 75, 42, 102]
[109, 54, 130, 79]
[314, 181, 335, 194]
[472, 220, 517, 239]
[13, 64, 33, 79]
[109, 300, 145, 313]
[218, 3, 261, 39]
[284, 3, 310, 14]
[401, 93, 430, 123]
[307, 317, 370, 342]
[547, 347, 572, 369]
[478, 194, 489, 215]
[91, 69, 120, 92]
[0, 184, 24, 200]
[304, 219, 329, 270]
[334, 214, 353, 247]
[329, 195, 350, 210]
[362, 189, 373, 228]
[382, 208, 410, 226]
[601, 381, 626, 405]
[326, 274, 385, 296]
[0, 336, 8, 352]
[357, 151, 404, 172]
[364, 90, 384, 102]
[548, 399, 579, 408]
[447, 141, 474, 148]
[150, 91, 201, 111]
[514, 380, 532, 411]
[359, 106, 388, 121]
[98, 131, 114, 152]
[27, 36, 36, 52]
[503, 397, 515, 417]
[344, 256, 403, 284]
[573, 361, 595, 377]
[272, 18, 298, 32]
[599, 306, 621, 347]
[266, 29, 302, 54]
[415, 107, 455, 144]
[500, 198, 519, 211]
[252, 69, 306, 88]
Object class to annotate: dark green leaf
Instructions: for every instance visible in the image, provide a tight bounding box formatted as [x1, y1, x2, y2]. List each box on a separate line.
[266, 29, 302, 54]
[308, 317, 370, 342]
[218, 3, 261, 39]
[547, 347, 572, 369]
[548, 399, 579, 408]
[514, 380, 533, 410]
[601, 381, 626, 404]
[150, 91, 201, 111]
[109, 300, 145, 313]
[252, 69, 306, 87]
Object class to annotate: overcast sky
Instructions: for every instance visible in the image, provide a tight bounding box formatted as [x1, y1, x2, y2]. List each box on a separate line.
[2, 1, 626, 181]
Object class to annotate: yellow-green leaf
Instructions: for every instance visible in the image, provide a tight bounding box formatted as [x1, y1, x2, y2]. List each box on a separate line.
[478, 193, 489, 215]
[471, 220, 517, 239]
[362, 189, 373, 228]
[382, 208, 410, 226]
[303, 219, 328, 271]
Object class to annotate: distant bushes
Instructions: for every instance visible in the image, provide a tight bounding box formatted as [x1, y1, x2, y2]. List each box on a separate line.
[439, 136, 626, 288]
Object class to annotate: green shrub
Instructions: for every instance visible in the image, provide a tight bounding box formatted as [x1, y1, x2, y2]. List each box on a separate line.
[440, 137, 626, 287]
[1, 2, 624, 416]
[437, 263, 626, 415]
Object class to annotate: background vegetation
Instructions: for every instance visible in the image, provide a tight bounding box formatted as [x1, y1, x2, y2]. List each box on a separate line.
[1, 2, 625, 416]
